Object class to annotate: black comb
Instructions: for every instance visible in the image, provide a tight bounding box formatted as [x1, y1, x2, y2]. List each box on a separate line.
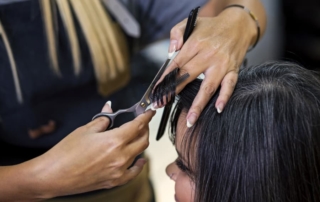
[155, 6, 200, 141]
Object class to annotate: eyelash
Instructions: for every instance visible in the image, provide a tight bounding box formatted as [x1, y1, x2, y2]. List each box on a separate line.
[175, 158, 190, 173]
[175, 159, 195, 181]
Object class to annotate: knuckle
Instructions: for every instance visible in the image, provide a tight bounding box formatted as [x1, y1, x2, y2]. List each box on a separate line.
[191, 105, 203, 115]
[193, 39, 202, 51]
[114, 157, 127, 168]
[111, 170, 124, 180]
[141, 136, 150, 149]
[217, 53, 239, 72]
[144, 140, 150, 149]
[98, 116, 109, 124]
[224, 77, 237, 89]
[201, 81, 217, 98]
[133, 119, 145, 131]
[105, 138, 120, 150]
[219, 54, 230, 67]
[220, 90, 232, 100]
[95, 118, 109, 129]
[171, 59, 182, 69]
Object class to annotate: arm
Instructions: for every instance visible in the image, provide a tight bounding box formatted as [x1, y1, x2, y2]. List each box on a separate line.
[0, 103, 155, 201]
[200, 0, 266, 34]
[159, 0, 266, 127]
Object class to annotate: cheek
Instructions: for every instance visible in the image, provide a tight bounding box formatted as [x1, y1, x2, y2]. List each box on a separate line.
[175, 172, 195, 202]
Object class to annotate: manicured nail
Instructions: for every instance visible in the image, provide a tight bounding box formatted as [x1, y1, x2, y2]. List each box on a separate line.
[187, 113, 197, 128]
[187, 120, 193, 128]
[151, 105, 156, 111]
[168, 40, 177, 58]
[217, 103, 224, 113]
[151, 102, 158, 111]
[106, 101, 112, 108]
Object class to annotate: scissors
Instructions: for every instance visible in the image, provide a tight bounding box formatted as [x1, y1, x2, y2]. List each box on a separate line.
[92, 6, 200, 130]
[155, 6, 200, 140]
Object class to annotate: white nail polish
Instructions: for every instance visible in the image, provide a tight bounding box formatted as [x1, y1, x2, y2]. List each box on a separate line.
[106, 101, 112, 108]
[150, 102, 158, 111]
[187, 120, 193, 128]
[168, 45, 176, 58]
[151, 105, 156, 111]
[217, 107, 222, 113]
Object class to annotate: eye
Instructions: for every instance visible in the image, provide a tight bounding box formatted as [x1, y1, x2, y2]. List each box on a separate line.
[175, 158, 195, 180]
[175, 158, 191, 173]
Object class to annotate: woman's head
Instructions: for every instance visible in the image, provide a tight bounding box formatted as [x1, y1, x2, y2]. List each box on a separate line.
[165, 62, 320, 202]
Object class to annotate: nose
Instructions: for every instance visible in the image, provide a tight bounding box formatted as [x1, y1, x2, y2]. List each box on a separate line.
[166, 161, 179, 181]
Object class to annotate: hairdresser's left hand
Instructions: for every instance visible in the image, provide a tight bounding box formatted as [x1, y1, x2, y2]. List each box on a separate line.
[161, 8, 257, 127]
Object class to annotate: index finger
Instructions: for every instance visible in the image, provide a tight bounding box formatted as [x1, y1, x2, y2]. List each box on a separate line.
[156, 28, 200, 90]
[169, 18, 187, 54]
[109, 110, 156, 141]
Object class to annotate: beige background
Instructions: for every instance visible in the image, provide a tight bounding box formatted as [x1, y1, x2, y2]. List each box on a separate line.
[146, 108, 177, 202]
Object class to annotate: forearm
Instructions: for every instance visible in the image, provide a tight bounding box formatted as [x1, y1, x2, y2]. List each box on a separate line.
[200, 0, 267, 45]
[0, 160, 50, 201]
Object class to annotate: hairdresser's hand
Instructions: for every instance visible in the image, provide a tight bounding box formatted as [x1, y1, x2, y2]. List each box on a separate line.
[29, 102, 156, 199]
[163, 8, 257, 127]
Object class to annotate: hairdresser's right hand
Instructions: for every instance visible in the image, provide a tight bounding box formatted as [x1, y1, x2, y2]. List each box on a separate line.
[28, 102, 156, 199]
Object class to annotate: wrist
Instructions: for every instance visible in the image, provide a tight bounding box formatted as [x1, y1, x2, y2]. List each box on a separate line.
[199, 1, 221, 17]
[21, 156, 58, 200]
[218, 6, 258, 50]
[0, 162, 48, 201]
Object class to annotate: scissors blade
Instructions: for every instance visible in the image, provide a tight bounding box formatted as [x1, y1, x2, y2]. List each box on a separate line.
[134, 58, 172, 115]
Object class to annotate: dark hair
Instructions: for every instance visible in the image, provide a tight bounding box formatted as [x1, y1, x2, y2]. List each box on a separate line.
[167, 62, 320, 202]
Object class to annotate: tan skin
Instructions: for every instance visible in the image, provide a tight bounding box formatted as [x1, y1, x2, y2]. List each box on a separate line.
[158, 0, 267, 127]
[0, 103, 156, 201]
[0, 0, 266, 200]
[31, 0, 267, 135]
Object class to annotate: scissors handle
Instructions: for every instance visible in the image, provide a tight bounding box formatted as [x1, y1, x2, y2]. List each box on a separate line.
[92, 103, 138, 130]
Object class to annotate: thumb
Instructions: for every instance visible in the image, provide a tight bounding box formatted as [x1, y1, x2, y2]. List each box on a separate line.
[87, 101, 113, 133]
[101, 100, 113, 113]
[169, 19, 187, 55]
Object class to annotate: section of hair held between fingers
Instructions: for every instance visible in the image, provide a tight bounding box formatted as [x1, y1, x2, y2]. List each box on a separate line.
[151, 68, 189, 107]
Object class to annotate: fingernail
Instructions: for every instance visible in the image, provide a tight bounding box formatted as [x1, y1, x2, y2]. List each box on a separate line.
[168, 40, 177, 58]
[151, 105, 156, 111]
[187, 113, 197, 128]
[106, 101, 112, 108]
[217, 103, 224, 113]
[151, 102, 158, 111]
